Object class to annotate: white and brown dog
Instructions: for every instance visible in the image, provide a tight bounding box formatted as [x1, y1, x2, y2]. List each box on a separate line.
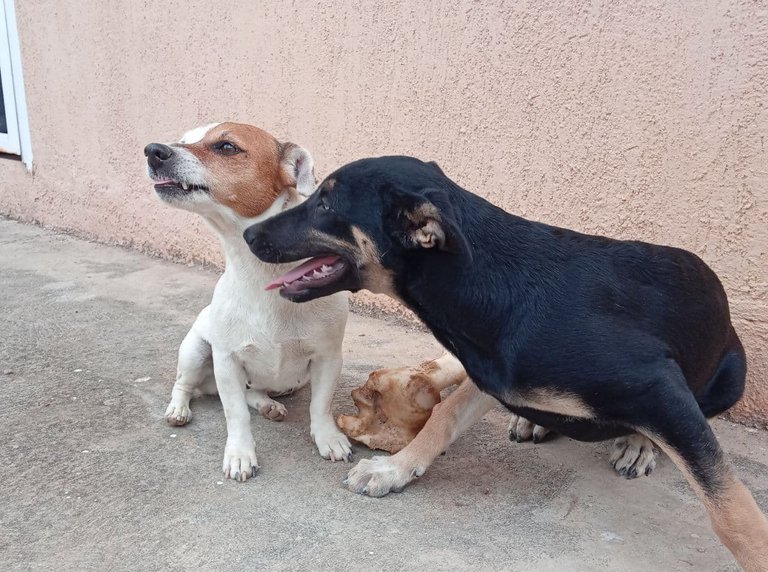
[144, 122, 352, 481]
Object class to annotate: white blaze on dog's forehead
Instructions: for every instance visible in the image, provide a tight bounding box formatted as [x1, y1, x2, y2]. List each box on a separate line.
[179, 123, 221, 144]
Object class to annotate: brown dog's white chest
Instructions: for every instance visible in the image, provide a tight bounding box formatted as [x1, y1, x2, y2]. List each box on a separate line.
[235, 339, 312, 393]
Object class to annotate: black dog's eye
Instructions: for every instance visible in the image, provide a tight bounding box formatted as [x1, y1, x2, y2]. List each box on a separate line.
[318, 194, 331, 211]
[213, 141, 241, 155]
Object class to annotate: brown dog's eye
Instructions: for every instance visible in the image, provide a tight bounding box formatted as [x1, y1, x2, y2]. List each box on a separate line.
[214, 141, 240, 155]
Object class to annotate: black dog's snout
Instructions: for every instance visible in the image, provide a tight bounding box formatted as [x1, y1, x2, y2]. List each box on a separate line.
[144, 143, 174, 170]
[243, 224, 280, 262]
[243, 226, 260, 247]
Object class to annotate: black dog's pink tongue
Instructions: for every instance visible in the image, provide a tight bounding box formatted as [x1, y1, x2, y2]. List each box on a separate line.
[266, 255, 341, 290]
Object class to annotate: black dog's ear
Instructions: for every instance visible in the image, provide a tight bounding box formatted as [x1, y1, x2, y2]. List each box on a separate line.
[388, 188, 472, 261]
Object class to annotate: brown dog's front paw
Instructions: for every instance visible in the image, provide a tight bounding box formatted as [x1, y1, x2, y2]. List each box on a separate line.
[313, 424, 353, 462]
[222, 441, 259, 482]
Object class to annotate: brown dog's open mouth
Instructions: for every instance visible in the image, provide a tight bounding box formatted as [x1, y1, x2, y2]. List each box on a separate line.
[266, 255, 350, 296]
[152, 178, 209, 193]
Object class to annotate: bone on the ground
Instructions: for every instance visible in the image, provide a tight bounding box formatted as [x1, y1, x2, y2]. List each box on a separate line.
[337, 355, 466, 453]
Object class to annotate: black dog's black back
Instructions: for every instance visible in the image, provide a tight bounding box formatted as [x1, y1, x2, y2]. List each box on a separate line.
[345, 157, 744, 425]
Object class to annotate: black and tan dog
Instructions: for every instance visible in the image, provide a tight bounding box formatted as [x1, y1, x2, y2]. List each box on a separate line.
[244, 156, 768, 570]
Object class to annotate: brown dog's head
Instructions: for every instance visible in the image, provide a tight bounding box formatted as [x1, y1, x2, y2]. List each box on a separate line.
[144, 122, 315, 222]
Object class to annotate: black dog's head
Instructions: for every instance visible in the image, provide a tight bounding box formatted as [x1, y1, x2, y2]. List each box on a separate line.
[243, 156, 472, 302]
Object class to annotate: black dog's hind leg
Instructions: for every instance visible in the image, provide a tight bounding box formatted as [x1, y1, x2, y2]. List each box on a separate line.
[696, 340, 748, 419]
[636, 384, 768, 570]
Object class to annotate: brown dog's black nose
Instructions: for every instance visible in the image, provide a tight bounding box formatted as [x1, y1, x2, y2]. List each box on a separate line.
[144, 143, 174, 170]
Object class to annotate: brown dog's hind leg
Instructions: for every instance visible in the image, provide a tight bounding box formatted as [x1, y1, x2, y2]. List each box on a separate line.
[639, 390, 768, 571]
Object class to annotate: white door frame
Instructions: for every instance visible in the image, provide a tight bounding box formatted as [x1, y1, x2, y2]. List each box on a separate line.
[0, 0, 32, 169]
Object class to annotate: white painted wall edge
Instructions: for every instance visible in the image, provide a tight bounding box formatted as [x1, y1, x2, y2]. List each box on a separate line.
[3, 0, 32, 170]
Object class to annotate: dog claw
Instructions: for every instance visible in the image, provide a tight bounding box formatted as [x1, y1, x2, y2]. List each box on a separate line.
[313, 430, 353, 464]
[609, 435, 657, 479]
[509, 416, 551, 443]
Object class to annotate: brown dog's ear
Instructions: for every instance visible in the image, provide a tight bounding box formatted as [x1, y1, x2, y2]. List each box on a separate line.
[389, 189, 473, 262]
[279, 142, 316, 197]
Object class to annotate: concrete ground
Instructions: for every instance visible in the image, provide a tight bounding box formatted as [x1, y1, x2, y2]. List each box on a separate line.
[1, 217, 767, 572]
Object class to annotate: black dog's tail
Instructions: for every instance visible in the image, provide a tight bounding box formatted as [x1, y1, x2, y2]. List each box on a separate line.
[695, 330, 747, 418]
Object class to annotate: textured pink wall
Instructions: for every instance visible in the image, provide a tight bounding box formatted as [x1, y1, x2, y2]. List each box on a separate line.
[2, 1, 767, 424]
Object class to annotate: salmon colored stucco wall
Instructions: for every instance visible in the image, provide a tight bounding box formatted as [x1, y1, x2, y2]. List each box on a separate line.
[1, 1, 767, 424]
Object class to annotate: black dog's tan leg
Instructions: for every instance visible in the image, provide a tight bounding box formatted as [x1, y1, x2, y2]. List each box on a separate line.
[344, 379, 497, 496]
[651, 439, 768, 571]
[705, 477, 768, 572]
[639, 394, 768, 571]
